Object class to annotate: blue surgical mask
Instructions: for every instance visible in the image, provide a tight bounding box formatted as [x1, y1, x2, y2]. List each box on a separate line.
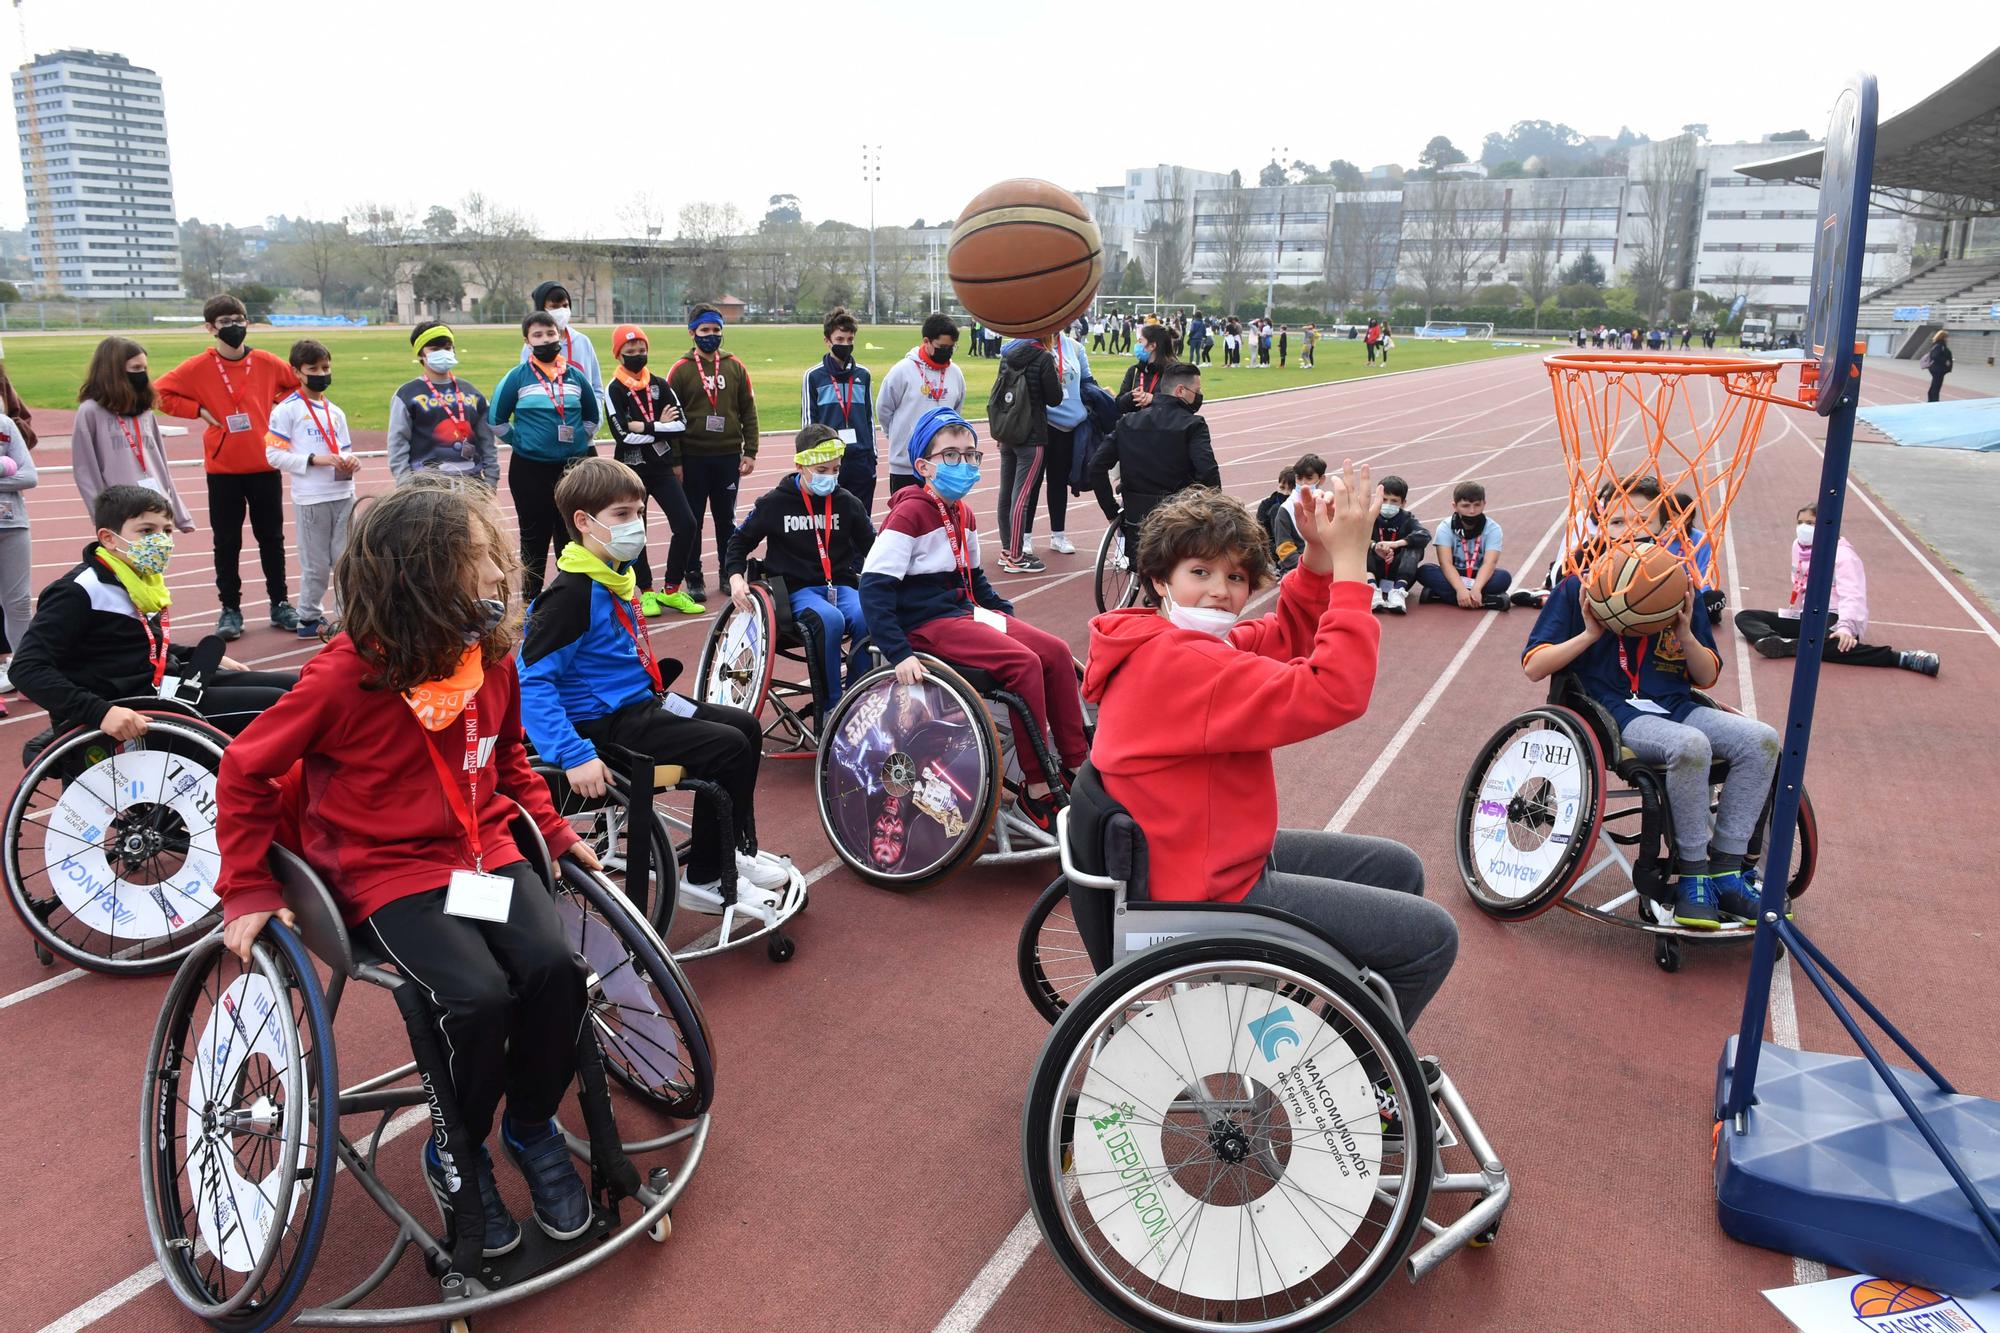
[1380, 503, 1402, 518]
[590, 513, 649, 564]
[424, 349, 458, 373]
[804, 472, 840, 497]
[930, 460, 980, 502]
[1135, 345, 1151, 363]
[694, 333, 722, 354]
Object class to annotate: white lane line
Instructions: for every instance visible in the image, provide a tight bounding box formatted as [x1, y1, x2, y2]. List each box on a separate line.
[0, 963, 88, 1011]
[930, 1210, 1043, 1333]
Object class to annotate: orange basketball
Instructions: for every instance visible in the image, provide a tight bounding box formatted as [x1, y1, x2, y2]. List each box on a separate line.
[1850, 1279, 1944, 1317]
[1585, 541, 1689, 636]
[948, 179, 1104, 336]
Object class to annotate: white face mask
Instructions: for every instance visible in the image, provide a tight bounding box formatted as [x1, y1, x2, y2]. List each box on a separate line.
[424, 349, 458, 373]
[1379, 503, 1401, 518]
[1161, 592, 1239, 638]
[591, 513, 648, 563]
[550, 307, 571, 330]
[1796, 523, 1815, 546]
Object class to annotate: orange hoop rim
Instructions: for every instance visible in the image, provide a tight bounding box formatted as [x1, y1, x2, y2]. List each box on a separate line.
[1543, 350, 1781, 377]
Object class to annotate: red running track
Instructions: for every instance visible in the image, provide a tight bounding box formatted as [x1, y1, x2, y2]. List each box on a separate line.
[5, 352, 1996, 1332]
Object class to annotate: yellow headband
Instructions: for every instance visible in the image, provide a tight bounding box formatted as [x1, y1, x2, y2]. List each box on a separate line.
[417, 325, 457, 353]
[794, 439, 845, 467]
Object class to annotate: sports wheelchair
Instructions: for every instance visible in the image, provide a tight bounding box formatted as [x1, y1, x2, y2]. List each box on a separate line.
[4, 640, 234, 975]
[1094, 516, 1140, 614]
[694, 562, 876, 758]
[814, 651, 1092, 890]
[1455, 672, 1818, 972]
[1018, 766, 1510, 1330]
[140, 807, 712, 1332]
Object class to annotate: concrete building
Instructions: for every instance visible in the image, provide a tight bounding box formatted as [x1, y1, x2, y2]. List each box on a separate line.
[11, 48, 182, 299]
[1075, 164, 1234, 301]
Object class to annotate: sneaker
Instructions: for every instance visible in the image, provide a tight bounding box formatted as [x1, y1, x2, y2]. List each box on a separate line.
[1673, 875, 1722, 930]
[1021, 535, 1034, 555]
[1047, 534, 1076, 555]
[1016, 788, 1059, 832]
[500, 1114, 592, 1241]
[1508, 588, 1540, 608]
[685, 582, 708, 606]
[998, 552, 1046, 574]
[734, 848, 793, 892]
[1369, 583, 1385, 612]
[1417, 586, 1452, 605]
[0, 660, 12, 695]
[215, 607, 245, 641]
[1714, 872, 1762, 922]
[1751, 636, 1793, 660]
[1386, 585, 1409, 615]
[1482, 592, 1512, 612]
[645, 589, 704, 617]
[685, 567, 706, 596]
[1378, 1056, 1444, 1152]
[423, 1140, 522, 1258]
[1900, 650, 1940, 677]
[295, 619, 321, 640]
[270, 600, 300, 632]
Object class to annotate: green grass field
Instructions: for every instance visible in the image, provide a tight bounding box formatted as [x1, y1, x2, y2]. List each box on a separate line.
[0, 324, 1546, 436]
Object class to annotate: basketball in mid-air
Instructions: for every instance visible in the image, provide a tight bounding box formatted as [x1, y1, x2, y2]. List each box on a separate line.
[948, 179, 1104, 337]
[1585, 541, 1690, 636]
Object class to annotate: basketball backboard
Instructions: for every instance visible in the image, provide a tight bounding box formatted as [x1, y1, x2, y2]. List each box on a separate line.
[1803, 73, 1879, 416]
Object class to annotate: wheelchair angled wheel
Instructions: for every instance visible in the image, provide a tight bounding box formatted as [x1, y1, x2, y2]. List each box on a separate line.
[695, 583, 777, 717]
[814, 657, 1002, 890]
[1024, 934, 1436, 1332]
[5, 711, 232, 974]
[141, 922, 338, 1333]
[1017, 877, 1095, 1023]
[533, 761, 680, 940]
[1456, 706, 1605, 920]
[1094, 523, 1139, 614]
[551, 857, 715, 1122]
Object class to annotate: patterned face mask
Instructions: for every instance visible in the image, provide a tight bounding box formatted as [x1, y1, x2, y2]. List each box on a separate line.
[121, 531, 175, 575]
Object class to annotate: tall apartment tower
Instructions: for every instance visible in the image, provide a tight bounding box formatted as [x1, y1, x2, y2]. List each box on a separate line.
[12, 48, 183, 299]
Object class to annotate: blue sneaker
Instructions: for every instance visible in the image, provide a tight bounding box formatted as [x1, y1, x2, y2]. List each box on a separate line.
[501, 1114, 592, 1241]
[423, 1139, 521, 1257]
[1673, 875, 1722, 930]
[1714, 871, 1761, 922]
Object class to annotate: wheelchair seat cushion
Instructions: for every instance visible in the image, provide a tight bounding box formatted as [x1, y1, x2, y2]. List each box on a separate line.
[942, 660, 1004, 697]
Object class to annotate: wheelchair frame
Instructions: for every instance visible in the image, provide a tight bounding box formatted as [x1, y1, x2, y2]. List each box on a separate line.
[695, 567, 877, 758]
[1093, 519, 1140, 614]
[140, 811, 711, 1331]
[1023, 800, 1511, 1329]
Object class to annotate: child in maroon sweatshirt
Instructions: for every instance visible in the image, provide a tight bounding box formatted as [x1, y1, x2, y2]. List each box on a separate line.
[1082, 469, 1458, 1027]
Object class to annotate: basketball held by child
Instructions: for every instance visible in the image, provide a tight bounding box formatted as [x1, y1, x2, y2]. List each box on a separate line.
[948, 179, 1104, 337]
[1585, 541, 1689, 636]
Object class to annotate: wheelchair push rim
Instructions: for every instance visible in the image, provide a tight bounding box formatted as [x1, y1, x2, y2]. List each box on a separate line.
[141, 924, 338, 1330]
[1018, 876, 1095, 1023]
[1025, 938, 1435, 1332]
[1095, 523, 1139, 614]
[1456, 707, 1604, 920]
[696, 584, 777, 717]
[814, 658, 1003, 890]
[6, 713, 232, 974]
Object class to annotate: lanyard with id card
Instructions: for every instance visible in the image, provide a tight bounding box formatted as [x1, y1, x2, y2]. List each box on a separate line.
[688, 351, 727, 433]
[210, 350, 254, 434]
[420, 699, 516, 922]
[533, 364, 574, 444]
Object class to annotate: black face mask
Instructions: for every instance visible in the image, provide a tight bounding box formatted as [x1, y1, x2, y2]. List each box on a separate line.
[830, 344, 854, 366]
[621, 353, 648, 372]
[694, 333, 722, 354]
[530, 341, 561, 364]
[1181, 392, 1204, 412]
[928, 343, 954, 364]
[126, 370, 151, 397]
[215, 324, 248, 349]
[304, 373, 333, 393]
[1454, 512, 1488, 538]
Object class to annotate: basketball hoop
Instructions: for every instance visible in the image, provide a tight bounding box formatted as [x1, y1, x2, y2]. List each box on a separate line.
[1545, 351, 1792, 589]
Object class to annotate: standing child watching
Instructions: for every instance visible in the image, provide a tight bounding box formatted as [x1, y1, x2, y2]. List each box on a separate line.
[876, 314, 965, 496]
[1522, 483, 1779, 928]
[1365, 474, 1429, 614]
[724, 426, 876, 708]
[664, 305, 759, 600]
[214, 479, 602, 1255]
[492, 310, 601, 600]
[389, 321, 498, 488]
[155, 294, 302, 639]
[1083, 471, 1458, 1027]
[72, 337, 196, 533]
[518, 458, 793, 916]
[0, 407, 34, 701]
[519, 280, 604, 416]
[1417, 481, 1511, 610]
[801, 307, 877, 519]
[604, 325, 700, 616]
[991, 332, 1066, 572]
[264, 340, 358, 638]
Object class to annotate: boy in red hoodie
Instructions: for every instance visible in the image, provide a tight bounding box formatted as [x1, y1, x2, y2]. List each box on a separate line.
[156, 294, 301, 639]
[1083, 470, 1458, 1027]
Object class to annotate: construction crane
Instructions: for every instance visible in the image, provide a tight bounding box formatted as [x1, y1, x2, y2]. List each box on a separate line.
[13, 0, 60, 297]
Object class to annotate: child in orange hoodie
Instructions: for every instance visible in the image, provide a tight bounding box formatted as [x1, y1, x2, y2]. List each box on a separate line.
[1082, 469, 1458, 1026]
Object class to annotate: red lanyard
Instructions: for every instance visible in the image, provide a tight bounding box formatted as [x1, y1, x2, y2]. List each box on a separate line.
[832, 372, 855, 425]
[628, 378, 657, 425]
[418, 698, 487, 871]
[429, 375, 468, 430]
[1617, 638, 1647, 697]
[299, 396, 341, 454]
[1140, 369, 1160, 396]
[1050, 338, 1067, 383]
[116, 414, 148, 474]
[208, 349, 247, 410]
[918, 361, 949, 402]
[686, 351, 722, 413]
[807, 484, 836, 589]
[141, 610, 170, 686]
[610, 597, 664, 693]
[531, 363, 568, 423]
[921, 488, 978, 603]
[1457, 534, 1483, 580]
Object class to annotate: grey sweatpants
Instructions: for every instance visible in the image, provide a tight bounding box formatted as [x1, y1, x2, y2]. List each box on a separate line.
[0, 527, 31, 654]
[295, 497, 353, 624]
[1621, 706, 1781, 865]
[1243, 830, 1458, 1028]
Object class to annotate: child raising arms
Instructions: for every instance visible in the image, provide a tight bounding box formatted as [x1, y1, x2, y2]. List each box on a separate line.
[215, 479, 603, 1255]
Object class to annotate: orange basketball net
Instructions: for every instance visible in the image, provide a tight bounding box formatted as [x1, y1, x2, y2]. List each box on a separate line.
[1545, 351, 1783, 590]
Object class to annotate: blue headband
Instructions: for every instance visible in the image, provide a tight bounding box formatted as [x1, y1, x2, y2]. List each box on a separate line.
[689, 309, 724, 332]
[908, 406, 975, 473]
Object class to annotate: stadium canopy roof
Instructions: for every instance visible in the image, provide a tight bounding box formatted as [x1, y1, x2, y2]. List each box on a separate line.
[1735, 46, 2000, 218]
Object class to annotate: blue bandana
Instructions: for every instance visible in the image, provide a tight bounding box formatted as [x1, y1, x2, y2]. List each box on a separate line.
[907, 406, 975, 474]
[688, 309, 724, 331]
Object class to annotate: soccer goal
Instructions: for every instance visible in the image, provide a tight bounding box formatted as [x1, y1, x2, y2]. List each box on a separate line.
[1094, 297, 1198, 322]
[1414, 322, 1495, 340]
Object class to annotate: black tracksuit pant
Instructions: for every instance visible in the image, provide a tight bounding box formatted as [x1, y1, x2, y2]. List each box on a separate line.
[576, 695, 762, 882]
[207, 471, 289, 611]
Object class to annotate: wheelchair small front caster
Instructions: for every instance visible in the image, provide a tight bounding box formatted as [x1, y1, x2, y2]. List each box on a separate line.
[649, 1213, 673, 1243]
[31, 941, 52, 967]
[767, 934, 795, 963]
[444, 1318, 472, 1333]
[1654, 937, 1682, 973]
[1470, 1223, 1501, 1247]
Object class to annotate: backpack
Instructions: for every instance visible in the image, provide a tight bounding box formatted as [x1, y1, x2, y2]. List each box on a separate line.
[988, 353, 1039, 445]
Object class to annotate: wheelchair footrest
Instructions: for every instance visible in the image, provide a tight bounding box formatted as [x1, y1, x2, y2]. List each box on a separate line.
[450, 1207, 619, 1294]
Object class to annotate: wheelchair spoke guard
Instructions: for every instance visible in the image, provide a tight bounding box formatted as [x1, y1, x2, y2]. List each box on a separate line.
[1457, 707, 1603, 920]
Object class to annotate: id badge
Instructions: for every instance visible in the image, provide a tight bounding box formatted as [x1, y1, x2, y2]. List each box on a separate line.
[661, 692, 699, 719]
[445, 868, 515, 922]
[225, 412, 253, 434]
[556, 423, 575, 444]
[838, 428, 859, 446]
[1627, 697, 1669, 715]
[705, 414, 725, 433]
[972, 606, 1007, 633]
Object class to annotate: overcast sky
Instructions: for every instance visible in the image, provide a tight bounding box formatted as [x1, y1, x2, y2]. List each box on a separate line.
[8, 2, 1991, 236]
